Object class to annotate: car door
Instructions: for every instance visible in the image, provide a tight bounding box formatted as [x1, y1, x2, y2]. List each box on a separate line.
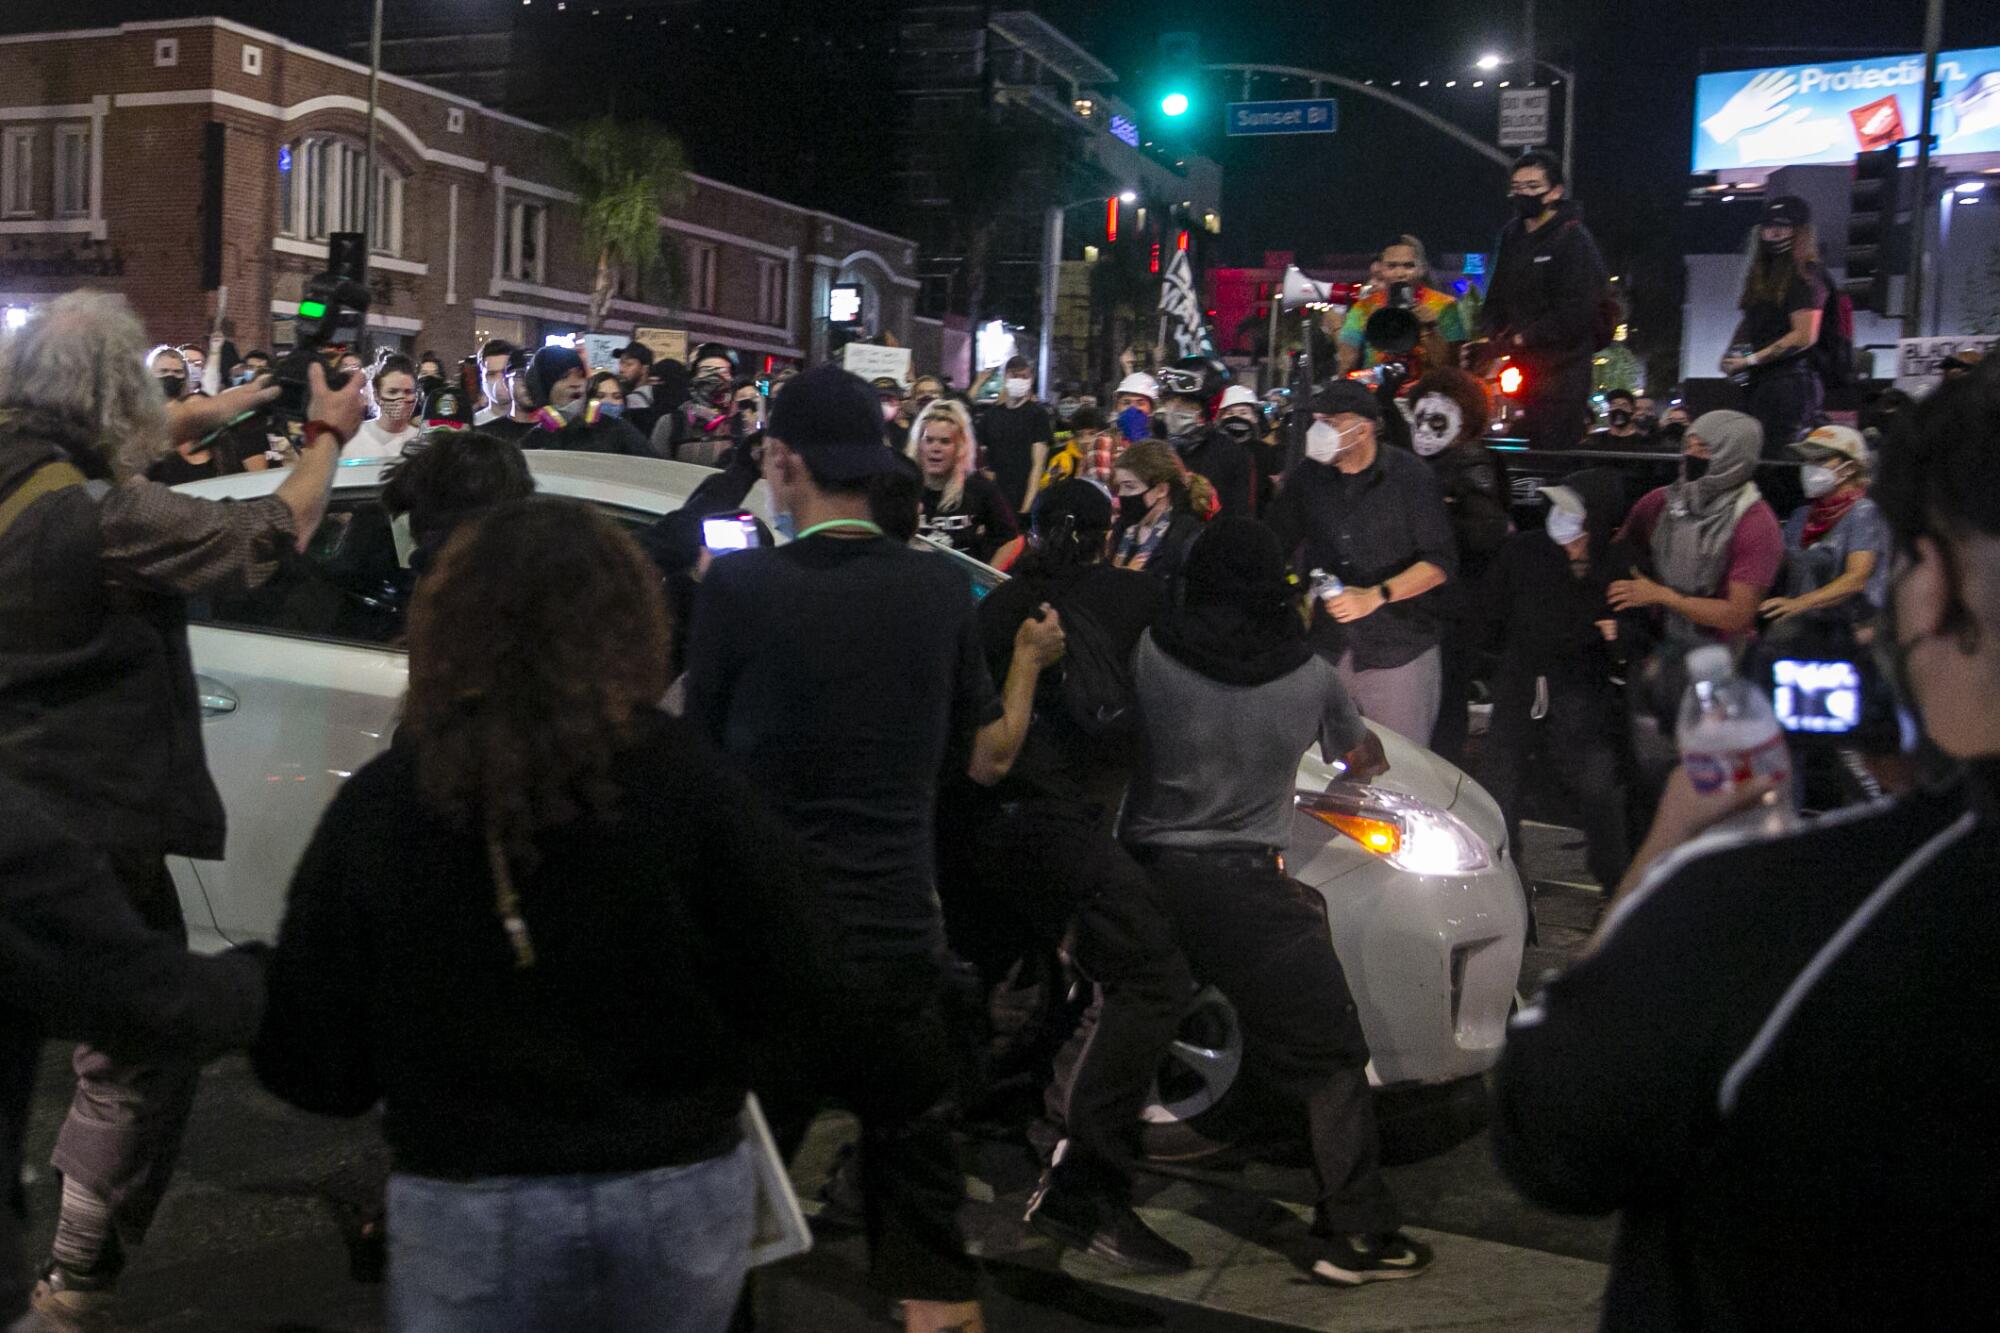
[177, 497, 411, 946]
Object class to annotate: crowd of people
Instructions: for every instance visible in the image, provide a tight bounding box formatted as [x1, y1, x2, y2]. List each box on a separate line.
[1, 139, 1994, 1333]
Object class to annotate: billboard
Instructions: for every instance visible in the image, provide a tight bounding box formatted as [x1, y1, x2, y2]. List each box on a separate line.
[1693, 47, 2000, 172]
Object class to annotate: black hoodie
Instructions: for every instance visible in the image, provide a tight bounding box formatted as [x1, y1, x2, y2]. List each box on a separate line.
[1478, 199, 1610, 370]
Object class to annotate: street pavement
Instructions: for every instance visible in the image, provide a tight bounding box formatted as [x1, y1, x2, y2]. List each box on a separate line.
[16, 826, 1614, 1332]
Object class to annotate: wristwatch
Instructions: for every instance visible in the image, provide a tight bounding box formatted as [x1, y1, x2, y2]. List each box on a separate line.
[1378, 583, 1392, 605]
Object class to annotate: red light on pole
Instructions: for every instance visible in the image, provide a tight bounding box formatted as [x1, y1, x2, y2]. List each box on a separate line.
[1176, 230, 1189, 252]
[1149, 242, 1161, 274]
[1105, 197, 1119, 243]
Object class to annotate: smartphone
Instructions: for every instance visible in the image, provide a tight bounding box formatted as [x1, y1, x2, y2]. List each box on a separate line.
[702, 514, 761, 553]
[1771, 658, 1863, 735]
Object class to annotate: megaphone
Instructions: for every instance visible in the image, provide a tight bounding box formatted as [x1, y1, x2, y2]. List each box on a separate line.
[1281, 265, 1333, 312]
[1363, 305, 1422, 355]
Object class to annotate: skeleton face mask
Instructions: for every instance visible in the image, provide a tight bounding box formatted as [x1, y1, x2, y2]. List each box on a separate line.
[1411, 394, 1463, 457]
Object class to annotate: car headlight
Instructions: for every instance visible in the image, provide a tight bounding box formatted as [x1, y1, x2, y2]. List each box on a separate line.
[1296, 783, 1494, 875]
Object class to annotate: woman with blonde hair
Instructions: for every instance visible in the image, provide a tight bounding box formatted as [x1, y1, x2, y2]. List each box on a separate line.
[907, 398, 1018, 562]
[1110, 438, 1210, 583]
[254, 497, 844, 1333]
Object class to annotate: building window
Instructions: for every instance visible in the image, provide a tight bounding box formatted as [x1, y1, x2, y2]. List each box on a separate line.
[504, 199, 546, 283]
[1, 128, 35, 218]
[687, 241, 717, 312]
[756, 256, 787, 326]
[281, 137, 405, 256]
[53, 124, 89, 219]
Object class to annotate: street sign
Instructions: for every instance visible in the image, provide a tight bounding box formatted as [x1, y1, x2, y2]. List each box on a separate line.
[1225, 99, 1338, 137]
[1499, 88, 1551, 149]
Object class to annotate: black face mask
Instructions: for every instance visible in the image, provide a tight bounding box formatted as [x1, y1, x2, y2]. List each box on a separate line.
[1681, 453, 1711, 482]
[1661, 421, 1687, 445]
[1117, 492, 1154, 526]
[1512, 192, 1550, 220]
[156, 375, 186, 401]
[1608, 409, 1633, 429]
[1761, 236, 1795, 255]
[691, 374, 728, 406]
[1218, 417, 1257, 443]
[1633, 412, 1658, 433]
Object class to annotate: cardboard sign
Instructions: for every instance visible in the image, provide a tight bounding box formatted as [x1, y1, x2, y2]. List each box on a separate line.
[840, 343, 913, 386]
[630, 326, 688, 366]
[1895, 335, 1998, 391]
[580, 334, 626, 374]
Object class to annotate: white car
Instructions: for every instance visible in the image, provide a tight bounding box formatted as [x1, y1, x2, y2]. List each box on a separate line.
[172, 453, 1525, 1146]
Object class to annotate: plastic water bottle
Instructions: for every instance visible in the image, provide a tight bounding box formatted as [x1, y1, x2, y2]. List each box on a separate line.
[1309, 568, 1345, 608]
[1676, 645, 1797, 834]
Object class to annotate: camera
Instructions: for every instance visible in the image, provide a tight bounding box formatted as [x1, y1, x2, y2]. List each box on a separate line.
[274, 231, 372, 420]
[701, 512, 764, 553]
[1746, 641, 1901, 754]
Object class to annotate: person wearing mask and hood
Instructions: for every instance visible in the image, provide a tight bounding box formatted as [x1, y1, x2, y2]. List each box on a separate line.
[1120, 519, 1428, 1288]
[344, 356, 425, 459]
[1217, 385, 1282, 513]
[652, 343, 740, 464]
[1110, 372, 1160, 445]
[1478, 476, 1635, 900]
[1760, 425, 1889, 634]
[1407, 367, 1512, 766]
[1109, 440, 1208, 584]
[1265, 379, 1457, 746]
[1157, 356, 1257, 519]
[1477, 151, 1611, 452]
[509, 346, 657, 458]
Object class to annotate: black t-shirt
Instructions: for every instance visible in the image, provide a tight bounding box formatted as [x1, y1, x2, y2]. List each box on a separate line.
[977, 400, 1055, 511]
[976, 563, 1164, 805]
[479, 416, 540, 447]
[145, 450, 223, 486]
[684, 535, 1002, 959]
[918, 474, 1019, 562]
[1740, 261, 1828, 363]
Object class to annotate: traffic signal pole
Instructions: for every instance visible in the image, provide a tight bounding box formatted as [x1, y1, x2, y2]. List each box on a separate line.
[1203, 64, 1516, 170]
[1905, 0, 1944, 338]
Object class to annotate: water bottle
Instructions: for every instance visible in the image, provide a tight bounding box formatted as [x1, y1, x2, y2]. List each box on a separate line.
[1308, 568, 1345, 607]
[1727, 342, 1756, 389]
[1676, 645, 1796, 834]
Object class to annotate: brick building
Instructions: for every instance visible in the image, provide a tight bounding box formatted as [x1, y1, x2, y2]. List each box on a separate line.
[0, 16, 923, 368]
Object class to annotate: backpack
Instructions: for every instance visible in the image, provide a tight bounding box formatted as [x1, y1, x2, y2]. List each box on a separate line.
[1054, 599, 1139, 742]
[1810, 285, 1857, 400]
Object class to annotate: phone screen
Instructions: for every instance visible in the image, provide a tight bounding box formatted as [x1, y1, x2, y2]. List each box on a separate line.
[1772, 658, 1863, 734]
[703, 516, 758, 553]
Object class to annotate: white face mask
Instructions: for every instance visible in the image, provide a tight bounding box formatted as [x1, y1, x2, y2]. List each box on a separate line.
[1545, 507, 1587, 546]
[1305, 420, 1345, 463]
[1004, 377, 1031, 401]
[1411, 394, 1462, 458]
[1801, 462, 1843, 499]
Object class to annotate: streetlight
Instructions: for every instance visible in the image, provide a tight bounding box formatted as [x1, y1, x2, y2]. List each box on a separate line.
[1039, 191, 1136, 395]
[1477, 50, 1575, 186]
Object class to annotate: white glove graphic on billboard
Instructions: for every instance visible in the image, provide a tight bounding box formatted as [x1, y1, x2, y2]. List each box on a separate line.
[1737, 108, 1843, 163]
[1702, 69, 1798, 143]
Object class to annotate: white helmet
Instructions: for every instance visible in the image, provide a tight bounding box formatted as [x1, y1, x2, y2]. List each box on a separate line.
[1115, 372, 1160, 403]
[1217, 385, 1259, 412]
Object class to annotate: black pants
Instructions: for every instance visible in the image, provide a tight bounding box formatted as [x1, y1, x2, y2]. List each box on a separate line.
[1135, 848, 1399, 1236]
[940, 800, 1193, 1202]
[760, 958, 980, 1304]
[1431, 614, 1478, 768]
[1520, 358, 1594, 453]
[1745, 362, 1820, 518]
[1479, 681, 1632, 891]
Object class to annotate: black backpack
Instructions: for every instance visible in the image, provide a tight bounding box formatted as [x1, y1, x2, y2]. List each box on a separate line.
[1054, 600, 1139, 742]
[1811, 284, 1858, 402]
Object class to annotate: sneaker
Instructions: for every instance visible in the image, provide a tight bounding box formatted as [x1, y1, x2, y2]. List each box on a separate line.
[1310, 1232, 1434, 1286]
[29, 1263, 123, 1333]
[1023, 1177, 1193, 1275]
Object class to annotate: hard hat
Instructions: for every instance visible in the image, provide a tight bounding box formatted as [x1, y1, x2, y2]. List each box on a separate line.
[1218, 385, 1259, 411]
[1157, 355, 1231, 402]
[1115, 372, 1160, 402]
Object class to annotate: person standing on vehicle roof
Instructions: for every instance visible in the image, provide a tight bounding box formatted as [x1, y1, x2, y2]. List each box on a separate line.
[1478, 151, 1611, 453]
[0, 291, 363, 1330]
[1718, 195, 1829, 519]
[1118, 517, 1431, 1288]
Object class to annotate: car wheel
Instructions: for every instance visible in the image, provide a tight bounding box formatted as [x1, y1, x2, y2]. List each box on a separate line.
[1136, 986, 1251, 1162]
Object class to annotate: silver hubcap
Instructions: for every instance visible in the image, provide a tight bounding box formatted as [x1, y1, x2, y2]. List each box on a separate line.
[1142, 986, 1244, 1124]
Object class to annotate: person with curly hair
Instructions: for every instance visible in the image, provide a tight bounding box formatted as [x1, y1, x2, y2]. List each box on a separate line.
[1109, 439, 1210, 584]
[253, 497, 846, 1333]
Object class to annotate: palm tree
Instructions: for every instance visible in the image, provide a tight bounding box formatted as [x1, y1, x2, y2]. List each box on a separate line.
[564, 118, 692, 332]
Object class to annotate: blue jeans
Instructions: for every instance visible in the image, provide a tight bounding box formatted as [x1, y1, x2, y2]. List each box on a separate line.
[386, 1141, 754, 1333]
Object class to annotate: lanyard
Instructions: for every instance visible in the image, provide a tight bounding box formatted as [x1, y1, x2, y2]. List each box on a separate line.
[795, 519, 885, 540]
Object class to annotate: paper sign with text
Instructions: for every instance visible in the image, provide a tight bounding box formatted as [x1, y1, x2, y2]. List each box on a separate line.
[840, 343, 914, 386]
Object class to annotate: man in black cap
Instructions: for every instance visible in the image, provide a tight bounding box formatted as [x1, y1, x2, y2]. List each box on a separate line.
[489, 345, 657, 457]
[1719, 193, 1828, 517]
[684, 363, 1066, 1333]
[614, 341, 658, 435]
[1265, 378, 1457, 745]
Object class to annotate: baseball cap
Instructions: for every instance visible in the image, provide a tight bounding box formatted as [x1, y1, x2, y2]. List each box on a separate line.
[1218, 385, 1259, 412]
[614, 342, 654, 367]
[1312, 378, 1383, 422]
[765, 364, 903, 482]
[1790, 424, 1867, 464]
[1115, 372, 1160, 402]
[869, 376, 905, 395]
[1761, 195, 1811, 227]
[1537, 484, 1586, 517]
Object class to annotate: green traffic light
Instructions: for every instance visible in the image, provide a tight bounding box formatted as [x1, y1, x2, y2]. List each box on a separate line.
[1161, 92, 1190, 117]
[298, 299, 328, 319]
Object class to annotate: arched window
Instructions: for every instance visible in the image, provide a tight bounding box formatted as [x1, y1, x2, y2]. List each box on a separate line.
[279, 136, 404, 257]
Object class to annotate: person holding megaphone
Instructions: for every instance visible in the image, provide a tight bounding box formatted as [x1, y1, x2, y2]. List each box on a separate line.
[1337, 236, 1466, 378]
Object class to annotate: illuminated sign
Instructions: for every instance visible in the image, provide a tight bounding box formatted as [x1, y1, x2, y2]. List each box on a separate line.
[1693, 46, 2000, 171]
[1109, 114, 1140, 147]
[829, 283, 863, 325]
